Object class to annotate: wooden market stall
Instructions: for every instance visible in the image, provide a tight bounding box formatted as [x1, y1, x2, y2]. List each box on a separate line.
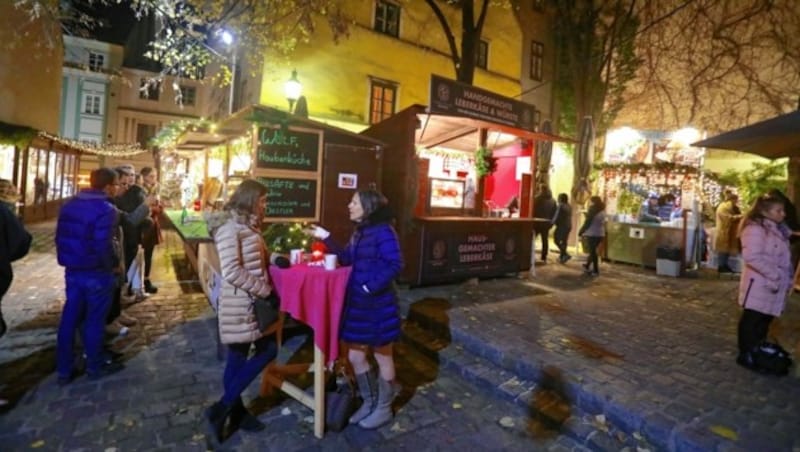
[167, 105, 385, 289]
[361, 76, 568, 286]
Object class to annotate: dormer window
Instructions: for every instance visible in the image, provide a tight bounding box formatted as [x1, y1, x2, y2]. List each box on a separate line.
[88, 52, 104, 72]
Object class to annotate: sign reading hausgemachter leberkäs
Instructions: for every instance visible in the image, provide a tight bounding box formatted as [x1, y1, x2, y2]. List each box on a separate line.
[256, 127, 321, 172]
[428, 74, 537, 132]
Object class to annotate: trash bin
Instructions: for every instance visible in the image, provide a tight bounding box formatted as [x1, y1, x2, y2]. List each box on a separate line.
[656, 246, 682, 277]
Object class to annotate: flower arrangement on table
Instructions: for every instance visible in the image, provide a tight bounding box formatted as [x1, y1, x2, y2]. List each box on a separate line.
[262, 222, 327, 264]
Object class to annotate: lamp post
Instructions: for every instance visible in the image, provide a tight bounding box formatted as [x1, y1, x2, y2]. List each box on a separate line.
[220, 30, 236, 115]
[284, 69, 302, 113]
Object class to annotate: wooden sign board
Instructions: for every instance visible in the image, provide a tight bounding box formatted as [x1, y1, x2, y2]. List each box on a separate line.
[256, 175, 319, 221]
[252, 126, 323, 222]
[256, 126, 322, 172]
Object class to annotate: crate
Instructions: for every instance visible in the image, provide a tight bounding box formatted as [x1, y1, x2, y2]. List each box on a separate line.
[656, 259, 681, 277]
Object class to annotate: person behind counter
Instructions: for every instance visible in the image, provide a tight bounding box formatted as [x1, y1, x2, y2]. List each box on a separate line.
[205, 179, 279, 442]
[639, 193, 661, 223]
[578, 196, 606, 277]
[309, 188, 404, 430]
[715, 191, 742, 273]
[735, 194, 793, 374]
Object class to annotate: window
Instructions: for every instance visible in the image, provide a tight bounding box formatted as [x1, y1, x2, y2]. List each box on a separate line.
[179, 85, 196, 106]
[476, 40, 489, 70]
[139, 78, 161, 101]
[88, 52, 104, 71]
[374, 1, 400, 37]
[530, 41, 544, 81]
[369, 79, 397, 124]
[83, 94, 102, 115]
[136, 123, 157, 149]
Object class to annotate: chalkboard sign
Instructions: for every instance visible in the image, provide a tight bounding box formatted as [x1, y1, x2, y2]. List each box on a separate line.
[257, 176, 318, 219]
[256, 127, 321, 172]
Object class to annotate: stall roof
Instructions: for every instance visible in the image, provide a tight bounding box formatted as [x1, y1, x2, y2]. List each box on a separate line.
[406, 104, 573, 152]
[173, 104, 385, 151]
[691, 110, 800, 159]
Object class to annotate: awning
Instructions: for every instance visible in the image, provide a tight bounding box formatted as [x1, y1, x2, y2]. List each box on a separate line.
[691, 110, 800, 159]
[415, 109, 573, 152]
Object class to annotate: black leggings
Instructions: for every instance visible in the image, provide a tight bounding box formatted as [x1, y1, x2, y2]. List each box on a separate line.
[737, 308, 774, 354]
[585, 237, 603, 273]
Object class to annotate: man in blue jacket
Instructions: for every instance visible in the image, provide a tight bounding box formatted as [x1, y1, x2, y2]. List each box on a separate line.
[55, 167, 125, 384]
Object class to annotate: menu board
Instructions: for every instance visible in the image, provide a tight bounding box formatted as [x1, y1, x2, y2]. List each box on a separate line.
[256, 127, 321, 172]
[257, 176, 318, 219]
[430, 178, 465, 209]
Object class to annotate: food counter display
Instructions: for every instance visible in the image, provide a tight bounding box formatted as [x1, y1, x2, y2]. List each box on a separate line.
[361, 78, 566, 286]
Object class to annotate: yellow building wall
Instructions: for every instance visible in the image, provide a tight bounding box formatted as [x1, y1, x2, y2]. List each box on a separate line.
[259, 1, 522, 129]
[0, 1, 63, 133]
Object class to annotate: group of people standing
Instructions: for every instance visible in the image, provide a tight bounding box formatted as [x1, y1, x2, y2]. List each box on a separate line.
[204, 180, 404, 443]
[54, 165, 162, 384]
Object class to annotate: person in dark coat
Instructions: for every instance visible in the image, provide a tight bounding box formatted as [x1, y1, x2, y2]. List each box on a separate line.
[0, 179, 32, 339]
[310, 188, 403, 430]
[55, 167, 125, 384]
[553, 193, 573, 263]
[533, 185, 557, 262]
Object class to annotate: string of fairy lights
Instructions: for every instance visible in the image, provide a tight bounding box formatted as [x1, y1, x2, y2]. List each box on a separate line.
[38, 132, 148, 157]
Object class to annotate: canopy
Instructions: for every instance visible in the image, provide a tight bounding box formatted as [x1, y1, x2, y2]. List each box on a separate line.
[691, 110, 800, 159]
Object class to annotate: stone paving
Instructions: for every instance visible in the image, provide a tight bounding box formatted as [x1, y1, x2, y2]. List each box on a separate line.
[2, 220, 798, 451]
[396, 258, 800, 451]
[0, 222, 586, 451]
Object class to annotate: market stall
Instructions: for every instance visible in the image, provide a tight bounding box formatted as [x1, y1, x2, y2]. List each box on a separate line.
[598, 127, 725, 271]
[361, 76, 567, 286]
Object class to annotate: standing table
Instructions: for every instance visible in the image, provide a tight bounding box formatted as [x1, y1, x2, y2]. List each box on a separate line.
[261, 263, 352, 438]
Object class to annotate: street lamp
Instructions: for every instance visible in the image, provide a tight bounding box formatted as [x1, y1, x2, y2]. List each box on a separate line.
[284, 69, 302, 113]
[220, 30, 236, 115]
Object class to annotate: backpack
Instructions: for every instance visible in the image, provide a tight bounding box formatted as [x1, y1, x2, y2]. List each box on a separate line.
[752, 342, 793, 376]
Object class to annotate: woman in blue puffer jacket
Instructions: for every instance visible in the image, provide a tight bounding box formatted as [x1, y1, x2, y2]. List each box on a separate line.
[310, 188, 403, 430]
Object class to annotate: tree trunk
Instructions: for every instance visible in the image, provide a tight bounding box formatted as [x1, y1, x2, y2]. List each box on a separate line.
[788, 156, 800, 218]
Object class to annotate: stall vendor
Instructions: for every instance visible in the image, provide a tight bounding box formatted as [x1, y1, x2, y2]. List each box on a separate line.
[657, 194, 678, 221]
[639, 194, 661, 223]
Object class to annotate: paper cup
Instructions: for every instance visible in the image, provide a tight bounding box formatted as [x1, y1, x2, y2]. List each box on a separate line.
[290, 249, 303, 265]
[324, 254, 337, 270]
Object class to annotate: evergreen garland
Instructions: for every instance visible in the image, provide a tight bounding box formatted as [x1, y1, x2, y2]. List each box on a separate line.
[0, 121, 38, 150]
[474, 146, 496, 178]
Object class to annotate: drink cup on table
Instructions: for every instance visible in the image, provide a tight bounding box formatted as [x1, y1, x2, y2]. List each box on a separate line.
[290, 249, 303, 265]
[324, 253, 337, 270]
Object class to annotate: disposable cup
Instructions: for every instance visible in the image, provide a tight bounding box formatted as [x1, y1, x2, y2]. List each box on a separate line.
[323, 253, 337, 270]
[290, 249, 303, 265]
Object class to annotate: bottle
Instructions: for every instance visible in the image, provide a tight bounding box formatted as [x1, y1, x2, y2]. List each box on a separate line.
[180, 206, 188, 225]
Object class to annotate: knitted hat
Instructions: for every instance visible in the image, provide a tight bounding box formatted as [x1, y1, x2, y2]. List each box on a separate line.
[115, 164, 136, 177]
[0, 179, 20, 205]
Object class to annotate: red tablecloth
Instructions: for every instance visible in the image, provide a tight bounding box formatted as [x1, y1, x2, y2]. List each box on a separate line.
[269, 264, 352, 365]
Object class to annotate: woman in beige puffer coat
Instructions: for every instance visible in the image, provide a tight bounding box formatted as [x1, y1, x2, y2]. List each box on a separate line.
[204, 179, 277, 442]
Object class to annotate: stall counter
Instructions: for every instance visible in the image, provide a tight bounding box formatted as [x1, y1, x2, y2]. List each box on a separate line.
[404, 216, 537, 286]
[606, 220, 694, 268]
[161, 210, 220, 305]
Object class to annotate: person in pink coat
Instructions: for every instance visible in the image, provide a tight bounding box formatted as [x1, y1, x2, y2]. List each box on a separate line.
[735, 193, 794, 370]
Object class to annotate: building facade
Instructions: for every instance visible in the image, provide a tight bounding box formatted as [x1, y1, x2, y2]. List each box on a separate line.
[255, 0, 528, 132]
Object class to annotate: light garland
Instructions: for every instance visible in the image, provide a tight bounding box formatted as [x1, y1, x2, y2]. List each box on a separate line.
[38, 132, 147, 156]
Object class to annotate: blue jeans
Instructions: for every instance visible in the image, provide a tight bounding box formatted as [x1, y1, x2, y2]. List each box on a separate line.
[57, 272, 115, 378]
[221, 335, 277, 406]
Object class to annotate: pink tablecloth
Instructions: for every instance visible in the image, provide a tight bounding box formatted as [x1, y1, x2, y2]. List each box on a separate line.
[269, 264, 352, 365]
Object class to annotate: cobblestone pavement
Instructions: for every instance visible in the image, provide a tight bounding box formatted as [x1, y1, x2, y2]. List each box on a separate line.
[0, 222, 586, 451]
[2, 222, 798, 451]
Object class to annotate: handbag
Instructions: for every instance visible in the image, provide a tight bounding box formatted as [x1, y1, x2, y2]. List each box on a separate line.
[325, 371, 356, 432]
[251, 292, 280, 332]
